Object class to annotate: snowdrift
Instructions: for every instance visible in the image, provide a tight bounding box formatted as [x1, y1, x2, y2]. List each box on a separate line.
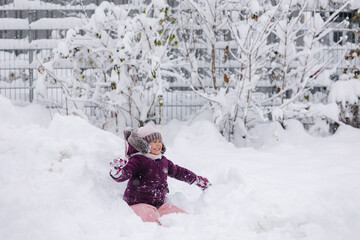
[1, 95, 360, 240]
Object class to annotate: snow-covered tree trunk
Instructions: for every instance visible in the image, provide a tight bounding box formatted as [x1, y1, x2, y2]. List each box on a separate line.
[178, 0, 259, 141]
[181, 0, 231, 92]
[226, 0, 279, 141]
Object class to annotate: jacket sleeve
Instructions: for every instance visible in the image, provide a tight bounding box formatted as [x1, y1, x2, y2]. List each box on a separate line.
[110, 156, 140, 182]
[167, 158, 197, 184]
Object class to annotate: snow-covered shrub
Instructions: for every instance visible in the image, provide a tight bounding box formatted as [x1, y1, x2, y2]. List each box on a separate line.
[329, 77, 360, 127]
[177, 0, 351, 142]
[343, 9, 360, 79]
[267, 1, 351, 128]
[177, 0, 277, 141]
[330, 9, 360, 128]
[38, 0, 182, 131]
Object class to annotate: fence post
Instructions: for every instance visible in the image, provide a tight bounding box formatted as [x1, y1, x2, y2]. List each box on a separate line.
[28, 10, 34, 102]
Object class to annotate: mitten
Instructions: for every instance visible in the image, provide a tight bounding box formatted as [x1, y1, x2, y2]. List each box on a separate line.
[109, 157, 128, 178]
[195, 176, 210, 191]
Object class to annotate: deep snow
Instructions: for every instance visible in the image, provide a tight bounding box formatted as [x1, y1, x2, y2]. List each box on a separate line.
[0, 95, 360, 240]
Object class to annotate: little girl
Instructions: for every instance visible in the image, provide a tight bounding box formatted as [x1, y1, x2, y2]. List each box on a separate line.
[109, 124, 210, 223]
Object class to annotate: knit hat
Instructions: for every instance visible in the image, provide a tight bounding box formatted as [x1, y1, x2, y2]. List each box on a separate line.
[137, 124, 162, 143]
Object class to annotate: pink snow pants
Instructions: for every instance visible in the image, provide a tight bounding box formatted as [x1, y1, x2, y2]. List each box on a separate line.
[131, 203, 186, 223]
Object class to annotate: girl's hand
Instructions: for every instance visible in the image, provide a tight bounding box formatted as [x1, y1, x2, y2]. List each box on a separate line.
[195, 176, 211, 191]
[109, 158, 128, 178]
[110, 157, 128, 169]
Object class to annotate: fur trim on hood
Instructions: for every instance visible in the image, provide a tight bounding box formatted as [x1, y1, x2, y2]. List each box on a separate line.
[124, 130, 166, 157]
[128, 131, 150, 154]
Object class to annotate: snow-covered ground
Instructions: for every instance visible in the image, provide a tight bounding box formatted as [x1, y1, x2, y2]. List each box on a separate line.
[0, 95, 359, 240]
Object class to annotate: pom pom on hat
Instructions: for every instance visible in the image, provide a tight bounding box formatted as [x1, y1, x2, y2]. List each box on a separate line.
[137, 124, 162, 143]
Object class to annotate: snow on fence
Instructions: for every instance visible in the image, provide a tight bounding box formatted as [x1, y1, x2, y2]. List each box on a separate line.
[0, 72, 205, 124]
[0, 46, 356, 124]
[0, 45, 205, 123]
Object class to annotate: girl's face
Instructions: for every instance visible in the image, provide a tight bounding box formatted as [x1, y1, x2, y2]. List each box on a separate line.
[149, 139, 162, 155]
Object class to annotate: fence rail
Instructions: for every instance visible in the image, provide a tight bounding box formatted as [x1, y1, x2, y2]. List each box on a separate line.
[0, 80, 206, 124]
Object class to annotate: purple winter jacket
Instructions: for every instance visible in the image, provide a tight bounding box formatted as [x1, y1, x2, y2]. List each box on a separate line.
[111, 148, 197, 208]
